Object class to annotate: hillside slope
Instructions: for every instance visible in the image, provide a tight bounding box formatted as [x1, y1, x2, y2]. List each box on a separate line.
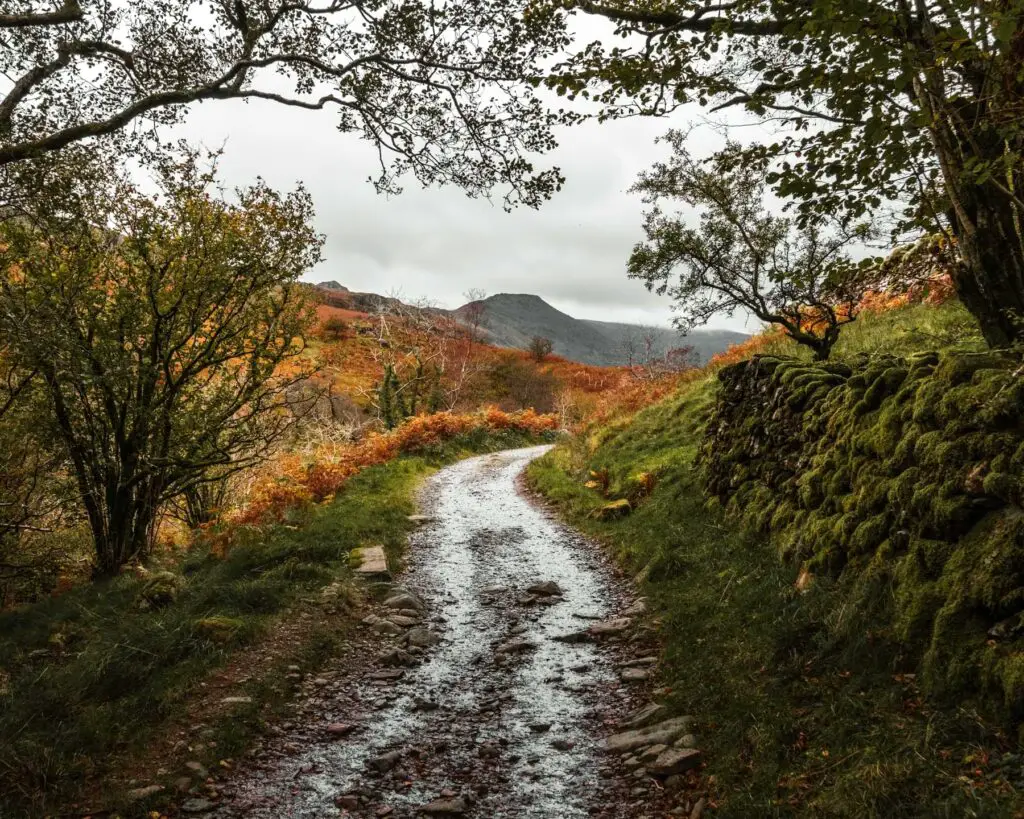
[526, 300, 1021, 817]
[458, 293, 748, 366]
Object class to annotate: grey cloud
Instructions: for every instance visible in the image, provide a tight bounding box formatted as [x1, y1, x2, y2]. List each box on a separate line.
[176, 94, 751, 332]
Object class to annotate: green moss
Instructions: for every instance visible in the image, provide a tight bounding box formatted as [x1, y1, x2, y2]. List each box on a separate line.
[933, 352, 1009, 386]
[912, 380, 945, 425]
[850, 513, 892, 554]
[193, 615, 245, 644]
[797, 469, 826, 509]
[983, 472, 1017, 503]
[862, 366, 908, 411]
[702, 347, 1024, 735]
[889, 467, 922, 510]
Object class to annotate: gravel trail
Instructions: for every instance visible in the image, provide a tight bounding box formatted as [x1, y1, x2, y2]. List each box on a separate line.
[210, 446, 683, 818]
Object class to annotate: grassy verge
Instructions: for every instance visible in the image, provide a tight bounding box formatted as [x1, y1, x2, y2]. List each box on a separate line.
[0, 428, 549, 818]
[527, 377, 1022, 818]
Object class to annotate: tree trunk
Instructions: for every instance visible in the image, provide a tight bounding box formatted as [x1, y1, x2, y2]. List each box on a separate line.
[92, 475, 158, 576]
[950, 199, 1024, 348]
[924, 59, 1024, 348]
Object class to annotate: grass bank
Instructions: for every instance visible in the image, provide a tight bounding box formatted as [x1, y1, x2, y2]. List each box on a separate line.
[527, 304, 1023, 817]
[0, 428, 550, 818]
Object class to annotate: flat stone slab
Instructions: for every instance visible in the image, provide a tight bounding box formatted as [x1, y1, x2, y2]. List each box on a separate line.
[647, 747, 702, 777]
[355, 545, 390, 579]
[604, 716, 694, 753]
[553, 617, 632, 644]
[619, 702, 668, 729]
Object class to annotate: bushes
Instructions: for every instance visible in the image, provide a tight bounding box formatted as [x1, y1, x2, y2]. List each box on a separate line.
[235, 408, 558, 524]
[702, 350, 1024, 725]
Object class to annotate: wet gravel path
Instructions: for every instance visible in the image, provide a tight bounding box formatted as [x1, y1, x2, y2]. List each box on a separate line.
[211, 446, 683, 818]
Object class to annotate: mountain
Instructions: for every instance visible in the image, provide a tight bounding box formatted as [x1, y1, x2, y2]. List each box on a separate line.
[455, 293, 748, 366]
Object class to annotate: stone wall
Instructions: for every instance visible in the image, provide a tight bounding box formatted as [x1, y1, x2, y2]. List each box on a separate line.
[701, 351, 1024, 723]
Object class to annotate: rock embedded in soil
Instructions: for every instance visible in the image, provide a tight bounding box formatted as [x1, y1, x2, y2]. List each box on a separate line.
[527, 580, 563, 596]
[621, 668, 651, 682]
[638, 744, 667, 762]
[363, 614, 404, 635]
[589, 618, 632, 637]
[184, 760, 208, 777]
[383, 592, 425, 611]
[325, 722, 356, 737]
[380, 648, 416, 667]
[355, 546, 391, 579]
[368, 750, 403, 773]
[620, 703, 668, 729]
[368, 669, 405, 681]
[494, 638, 536, 655]
[554, 616, 632, 644]
[619, 656, 658, 668]
[647, 747, 702, 778]
[126, 784, 163, 801]
[622, 598, 648, 617]
[420, 796, 468, 815]
[403, 627, 441, 648]
[180, 798, 218, 814]
[604, 717, 695, 753]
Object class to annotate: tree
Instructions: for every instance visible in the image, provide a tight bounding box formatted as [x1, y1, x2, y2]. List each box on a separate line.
[629, 135, 880, 361]
[0, 357, 73, 567]
[461, 289, 490, 345]
[320, 315, 348, 342]
[349, 293, 486, 415]
[664, 346, 698, 372]
[0, 0, 567, 208]
[0, 157, 323, 574]
[527, 335, 554, 362]
[487, 355, 558, 412]
[543, 0, 1024, 346]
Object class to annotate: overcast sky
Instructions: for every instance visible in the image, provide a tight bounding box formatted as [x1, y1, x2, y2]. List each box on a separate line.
[176, 90, 758, 333]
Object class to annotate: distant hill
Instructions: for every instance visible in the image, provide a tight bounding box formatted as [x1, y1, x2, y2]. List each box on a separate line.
[455, 293, 748, 366]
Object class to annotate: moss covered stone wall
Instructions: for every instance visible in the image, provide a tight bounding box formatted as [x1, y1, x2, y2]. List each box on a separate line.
[702, 351, 1024, 725]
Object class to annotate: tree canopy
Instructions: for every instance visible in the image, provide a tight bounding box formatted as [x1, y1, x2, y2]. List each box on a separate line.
[0, 0, 569, 208]
[540, 0, 1024, 345]
[629, 134, 880, 360]
[0, 156, 322, 573]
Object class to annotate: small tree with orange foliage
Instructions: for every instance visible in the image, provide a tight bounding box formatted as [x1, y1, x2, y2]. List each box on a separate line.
[0, 154, 323, 575]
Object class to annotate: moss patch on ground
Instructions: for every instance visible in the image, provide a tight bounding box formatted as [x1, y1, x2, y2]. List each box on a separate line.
[0, 428, 550, 818]
[527, 372, 1023, 817]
